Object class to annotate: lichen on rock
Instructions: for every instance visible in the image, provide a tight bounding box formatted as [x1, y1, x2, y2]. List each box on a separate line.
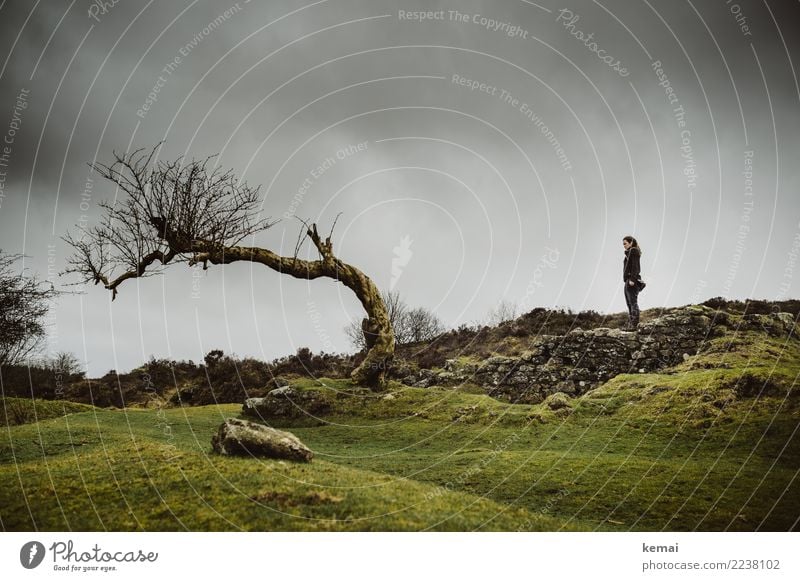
[211, 418, 313, 462]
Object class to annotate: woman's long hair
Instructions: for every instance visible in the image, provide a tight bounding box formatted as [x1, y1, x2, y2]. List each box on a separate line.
[623, 235, 642, 254]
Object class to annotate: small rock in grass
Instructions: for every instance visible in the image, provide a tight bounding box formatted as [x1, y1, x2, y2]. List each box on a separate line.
[211, 418, 313, 462]
[544, 392, 572, 410]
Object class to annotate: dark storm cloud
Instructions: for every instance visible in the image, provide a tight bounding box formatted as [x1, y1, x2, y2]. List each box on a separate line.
[0, 0, 798, 375]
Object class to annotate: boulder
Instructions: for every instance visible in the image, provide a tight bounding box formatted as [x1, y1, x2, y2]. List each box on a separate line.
[412, 369, 439, 388]
[741, 312, 797, 337]
[265, 376, 290, 390]
[544, 392, 572, 410]
[211, 418, 313, 462]
[243, 390, 332, 419]
[268, 385, 295, 397]
[242, 397, 267, 417]
[776, 312, 796, 330]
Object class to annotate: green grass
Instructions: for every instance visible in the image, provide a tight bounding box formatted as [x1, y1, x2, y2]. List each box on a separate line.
[1, 328, 799, 531]
[0, 397, 96, 427]
[0, 403, 573, 531]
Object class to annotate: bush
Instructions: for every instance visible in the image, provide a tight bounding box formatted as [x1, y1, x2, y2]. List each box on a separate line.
[0, 396, 93, 426]
[345, 289, 445, 349]
[0, 352, 84, 400]
[703, 297, 800, 318]
[0, 251, 58, 365]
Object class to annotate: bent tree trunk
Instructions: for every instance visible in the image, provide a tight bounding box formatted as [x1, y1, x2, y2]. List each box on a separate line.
[167, 223, 396, 388]
[194, 244, 392, 386]
[352, 284, 394, 388]
[63, 149, 395, 390]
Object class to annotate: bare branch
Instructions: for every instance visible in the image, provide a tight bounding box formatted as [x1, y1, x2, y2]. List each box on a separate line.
[292, 216, 313, 261]
[63, 145, 276, 298]
[62, 146, 395, 388]
[327, 212, 343, 242]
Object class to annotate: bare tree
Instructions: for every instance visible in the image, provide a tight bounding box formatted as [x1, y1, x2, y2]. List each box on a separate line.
[401, 306, 445, 343]
[382, 289, 406, 327]
[486, 299, 518, 326]
[62, 146, 395, 389]
[46, 351, 84, 378]
[345, 289, 444, 348]
[0, 250, 57, 366]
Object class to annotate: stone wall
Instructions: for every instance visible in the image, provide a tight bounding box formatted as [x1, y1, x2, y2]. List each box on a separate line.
[397, 306, 796, 404]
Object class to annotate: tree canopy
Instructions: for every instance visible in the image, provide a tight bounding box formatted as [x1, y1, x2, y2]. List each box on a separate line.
[63, 145, 395, 388]
[0, 251, 57, 366]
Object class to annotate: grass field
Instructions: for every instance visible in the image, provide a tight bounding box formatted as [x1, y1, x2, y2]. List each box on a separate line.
[1, 329, 798, 531]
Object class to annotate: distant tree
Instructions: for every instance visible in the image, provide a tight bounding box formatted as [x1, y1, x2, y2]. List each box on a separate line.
[345, 289, 444, 348]
[204, 349, 224, 368]
[485, 300, 518, 326]
[46, 351, 84, 378]
[0, 350, 83, 400]
[381, 289, 407, 328]
[346, 289, 403, 349]
[62, 146, 394, 389]
[296, 346, 313, 367]
[0, 250, 57, 365]
[400, 306, 446, 343]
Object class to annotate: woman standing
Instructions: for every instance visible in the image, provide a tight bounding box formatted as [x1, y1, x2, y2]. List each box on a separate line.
[622, 236, 643, 330]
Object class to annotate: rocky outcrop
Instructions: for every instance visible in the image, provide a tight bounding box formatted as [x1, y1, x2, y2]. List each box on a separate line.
[397, 306, 796, 404]
[211, 418, 313, 462]
[265, 376, 290, 391]
[738, 312, 797, 337]
[243, 387, 332, 420]
[544, 392, 572, 411]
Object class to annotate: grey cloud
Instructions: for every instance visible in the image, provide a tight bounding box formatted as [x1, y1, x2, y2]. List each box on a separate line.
[0, 0, 798, 374]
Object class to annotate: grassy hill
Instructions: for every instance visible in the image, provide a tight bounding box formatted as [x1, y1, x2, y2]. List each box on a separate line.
[0, 397, 95, 427]
[0, 404, 572, 531]
[2, 311, 798, 531]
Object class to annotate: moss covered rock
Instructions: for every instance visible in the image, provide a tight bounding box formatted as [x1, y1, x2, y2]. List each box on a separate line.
[211, 418, 313, 462]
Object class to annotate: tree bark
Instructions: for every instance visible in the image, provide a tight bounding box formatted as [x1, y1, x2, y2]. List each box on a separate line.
[185, 226, 394, 389]
[64, 148, 395, 389]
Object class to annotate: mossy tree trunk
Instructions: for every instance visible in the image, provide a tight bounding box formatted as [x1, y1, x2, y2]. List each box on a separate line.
[183, 225, 395, 389]
[63, 148, 395, 390]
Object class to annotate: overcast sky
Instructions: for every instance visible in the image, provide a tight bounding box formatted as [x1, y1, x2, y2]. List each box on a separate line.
[0, 0, 798, 375]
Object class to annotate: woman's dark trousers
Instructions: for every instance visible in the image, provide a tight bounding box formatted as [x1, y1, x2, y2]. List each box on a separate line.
[624, 283, 640, 329]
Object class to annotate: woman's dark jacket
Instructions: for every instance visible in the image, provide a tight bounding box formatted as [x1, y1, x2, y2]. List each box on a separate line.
[623, 247, 641, 283]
